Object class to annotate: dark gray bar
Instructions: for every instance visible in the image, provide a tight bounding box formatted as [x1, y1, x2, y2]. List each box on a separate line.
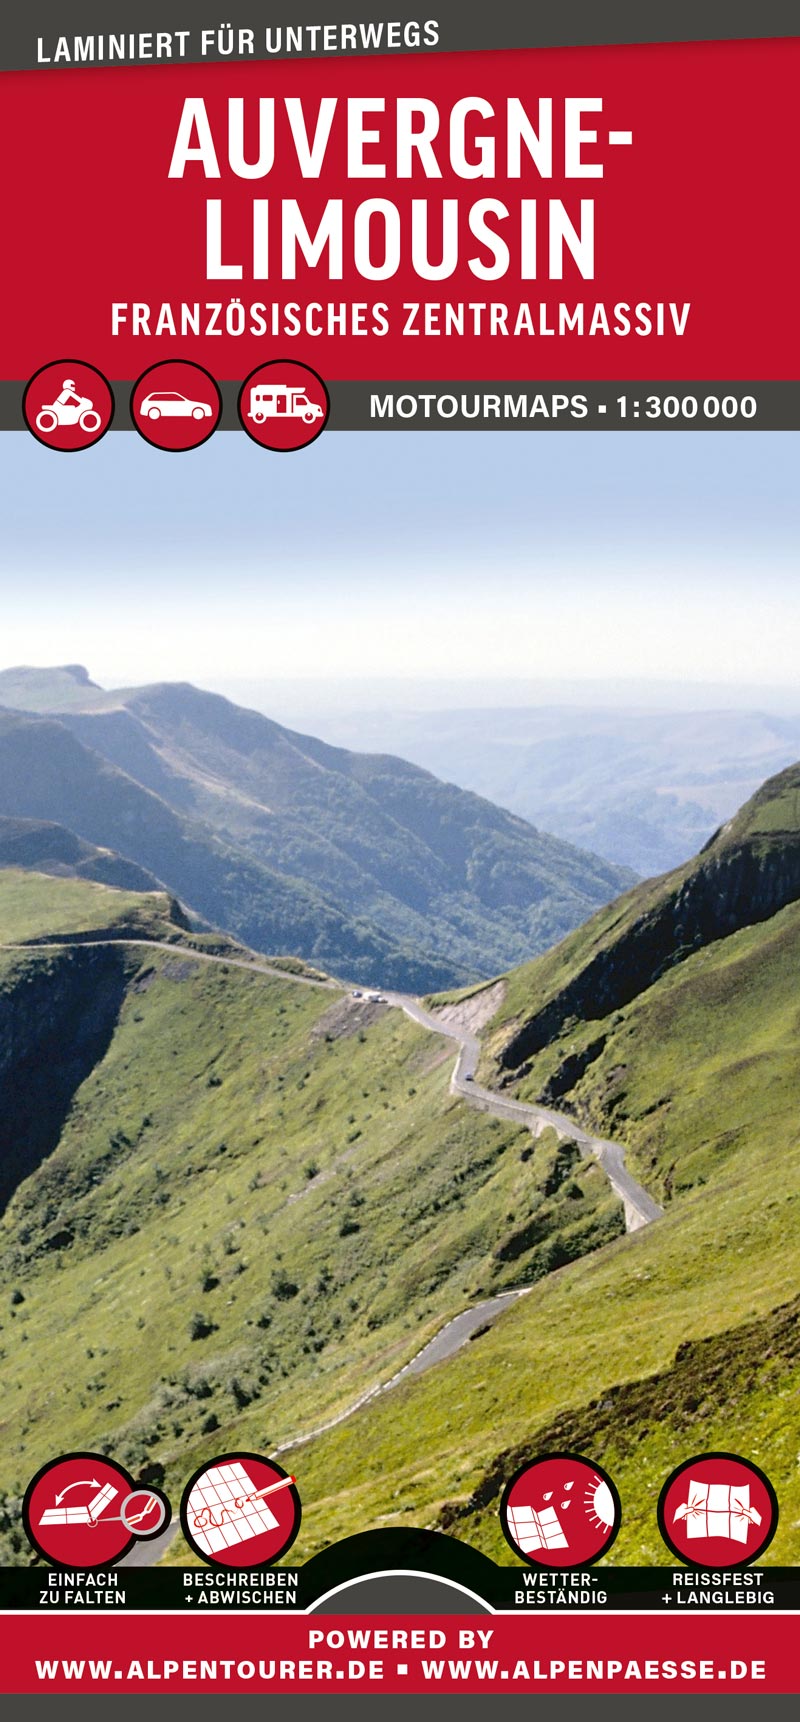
[317, 380, 798, 431]
[5, 0, 798, 71]
[3, 379, 799, 433]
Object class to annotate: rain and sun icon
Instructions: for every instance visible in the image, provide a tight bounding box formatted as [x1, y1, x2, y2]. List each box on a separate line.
[501, 1453, 621, 1566]
[538, 1470, 615, 1530]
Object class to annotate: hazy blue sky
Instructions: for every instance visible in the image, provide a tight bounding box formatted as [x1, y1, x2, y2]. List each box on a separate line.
[1, 431, 797, 690]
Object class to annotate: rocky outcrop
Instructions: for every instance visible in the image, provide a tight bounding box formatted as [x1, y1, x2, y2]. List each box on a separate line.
[0, 946, 130, 1214]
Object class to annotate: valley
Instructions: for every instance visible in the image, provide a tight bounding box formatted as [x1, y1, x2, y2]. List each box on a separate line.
[0, 870, 624, 1564]
[0, 693, 798, 1576]
[0, 666, 633, 991]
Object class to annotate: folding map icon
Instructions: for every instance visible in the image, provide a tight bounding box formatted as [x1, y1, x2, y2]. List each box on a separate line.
[39, 1483, 118, 1525]
[505, 1503, 569, 1554]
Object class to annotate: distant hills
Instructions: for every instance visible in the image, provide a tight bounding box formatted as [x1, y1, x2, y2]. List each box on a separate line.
[296, 699, 800, 876]
[0, 666, 632, 988]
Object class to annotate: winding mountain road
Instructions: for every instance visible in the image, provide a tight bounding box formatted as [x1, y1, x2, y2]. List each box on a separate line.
[386, 993, 664, 1232]
[3, 929, 662, 1561]
[2, 933, 662, 1229]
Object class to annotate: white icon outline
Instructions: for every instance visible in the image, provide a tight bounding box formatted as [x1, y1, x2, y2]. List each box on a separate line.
[138, 389, 214, 422]
[247, 382, 325, 426]
[37, 1477, 166, 1534]
[672, 1479, 763, 1545]
[34, 378, 102, 436]
[186, 1460, 295, 1557]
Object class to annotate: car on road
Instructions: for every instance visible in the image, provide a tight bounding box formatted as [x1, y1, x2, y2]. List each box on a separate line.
[139, 391, 214, 421]
[464, 1072, 474, 1081]
[351, 989, 363, 998]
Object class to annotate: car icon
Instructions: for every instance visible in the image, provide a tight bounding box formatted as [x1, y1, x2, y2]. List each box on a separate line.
[139, 390, 213, 421]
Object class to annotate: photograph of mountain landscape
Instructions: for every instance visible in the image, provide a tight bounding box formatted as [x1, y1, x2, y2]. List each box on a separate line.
[0, 429, 798, 1568]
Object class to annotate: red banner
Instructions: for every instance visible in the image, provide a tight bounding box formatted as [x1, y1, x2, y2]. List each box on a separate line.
[3, 37, 799, 380]
[5, 1612, 793, 1694]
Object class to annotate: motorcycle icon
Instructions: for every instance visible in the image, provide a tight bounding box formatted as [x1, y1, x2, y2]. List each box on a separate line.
[35, 378, 102, 436]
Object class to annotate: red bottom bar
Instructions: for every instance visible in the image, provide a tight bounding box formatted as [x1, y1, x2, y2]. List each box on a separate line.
[2, 1612, 793, 1694]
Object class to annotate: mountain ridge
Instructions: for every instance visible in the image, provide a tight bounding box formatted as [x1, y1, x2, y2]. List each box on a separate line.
[0, 665, 633, 987]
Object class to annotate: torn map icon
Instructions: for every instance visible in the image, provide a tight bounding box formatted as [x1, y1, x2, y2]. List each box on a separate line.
[672, 1480, 762, 1544]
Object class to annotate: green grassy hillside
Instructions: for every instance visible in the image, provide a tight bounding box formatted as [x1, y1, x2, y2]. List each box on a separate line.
[280, 895, 800, 1565]
[270, 767, 800, 1564]
[0, 665, 633, 986]
[2, 747, 800, 1573]
[0, 870, 621, 1563]
[480, 759, 800, 1075]
[0, 866, 179, 945]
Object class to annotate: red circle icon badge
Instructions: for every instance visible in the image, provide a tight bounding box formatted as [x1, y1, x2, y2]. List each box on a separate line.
[657, 1452, 778, 1569]
[180, 1453, 301, 1568]
[238, 360, 329, 451]
[23, 1452, 171, 1569]
[131, 361, 222, 451]
[23, 360, 114, 452]
[500, 1452, 621, 1568]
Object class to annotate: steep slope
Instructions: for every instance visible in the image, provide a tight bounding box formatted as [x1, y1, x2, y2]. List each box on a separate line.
[261, 801, 800, 1566]
[0, 713, 454, 990]
[479, 759, 800, 1073]
[0, 871, 622, 1560]
[0, 665, 633, 982]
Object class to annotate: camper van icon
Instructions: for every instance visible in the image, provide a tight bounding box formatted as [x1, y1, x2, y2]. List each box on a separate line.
[248, 382, 324, 427]
[238, 361, 330, 451]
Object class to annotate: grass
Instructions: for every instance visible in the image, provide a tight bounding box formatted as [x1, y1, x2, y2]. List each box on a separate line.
[2, 842, 800, 1573]
[0, 867, 176, 944]
[272, 900, 800, 1566]
[476, 760, 800, 1081]
[0, 880, 620, 1563]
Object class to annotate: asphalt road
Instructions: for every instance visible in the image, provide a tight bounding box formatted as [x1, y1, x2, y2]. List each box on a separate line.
[0, 935, 337, 990]
[5, 933, 662, 1565]
[18, 947, 659, 1226]
[385, 993, 664, 1232]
